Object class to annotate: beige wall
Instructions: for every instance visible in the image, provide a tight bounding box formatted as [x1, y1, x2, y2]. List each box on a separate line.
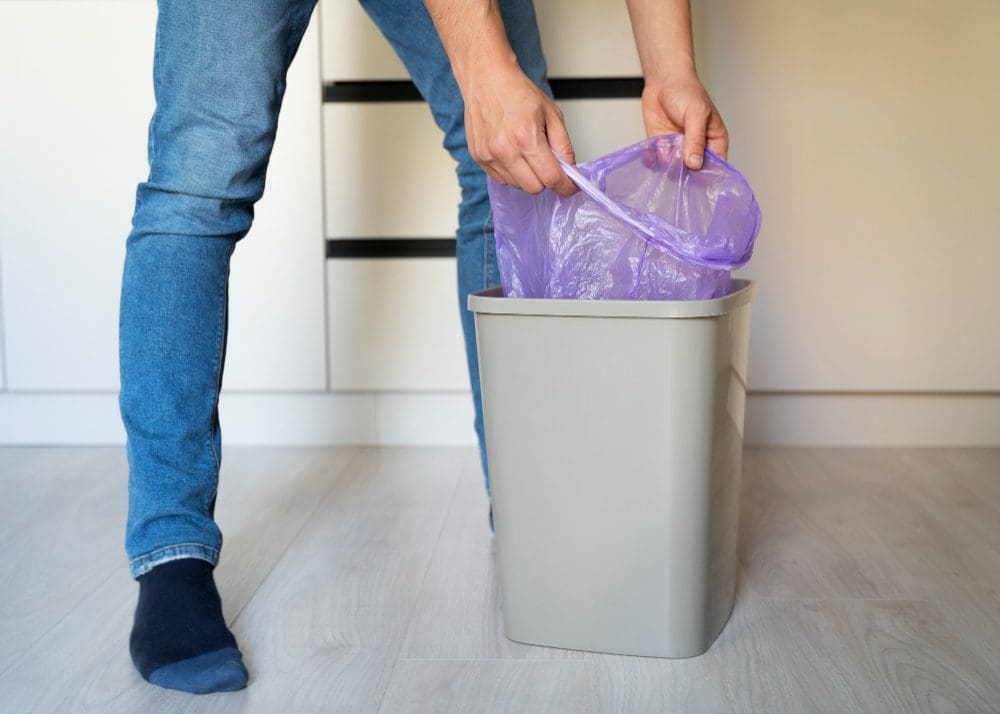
[694, 0, 1000, 395]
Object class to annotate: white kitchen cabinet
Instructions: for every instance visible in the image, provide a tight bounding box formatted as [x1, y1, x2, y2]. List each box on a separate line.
[320, 0, 641, 82]
[0, 1, 156, 390]
[323, 103, 461, 239]
[326, 258, 469, 391]
[0, 291, 5, 391]
[224, 15, 327, 391]
[0, 2, 327, 391]
[321, 98, 644, 241]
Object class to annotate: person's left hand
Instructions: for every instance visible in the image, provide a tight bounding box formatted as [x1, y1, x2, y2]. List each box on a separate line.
[641, 72, 729, 170]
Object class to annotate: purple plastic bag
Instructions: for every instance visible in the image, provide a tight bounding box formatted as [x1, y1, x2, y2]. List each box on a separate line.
[487, 134, 762, 300]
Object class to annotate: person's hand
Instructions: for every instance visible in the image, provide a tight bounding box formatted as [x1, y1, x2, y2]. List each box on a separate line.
[462, 66, 578, 196]
[641, 72, 728, 170]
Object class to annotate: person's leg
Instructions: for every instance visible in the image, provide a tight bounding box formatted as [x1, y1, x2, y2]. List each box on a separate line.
[358, 0, 551, 523]
[119, 0, 317, 693]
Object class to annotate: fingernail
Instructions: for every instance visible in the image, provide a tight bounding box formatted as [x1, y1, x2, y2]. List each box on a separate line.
[688, 153, 703, 168]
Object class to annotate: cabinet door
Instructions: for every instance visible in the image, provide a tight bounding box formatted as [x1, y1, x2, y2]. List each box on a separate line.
[0, 2, 326, 391]
[224, 16, 327, 391]
[320, 0, 641, 82]
[0, 1, 156, 390]
[321, 52, 465, 392]
[323, 99, 645, 392]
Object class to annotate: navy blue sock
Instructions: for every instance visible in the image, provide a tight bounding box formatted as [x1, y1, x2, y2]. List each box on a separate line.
[130, 558, 248, 694]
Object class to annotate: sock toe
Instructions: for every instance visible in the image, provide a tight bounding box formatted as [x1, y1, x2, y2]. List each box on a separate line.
[147, 646, 248, 694]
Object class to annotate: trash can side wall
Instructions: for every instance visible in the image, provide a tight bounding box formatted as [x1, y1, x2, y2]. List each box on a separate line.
[471, 286, 754, 658]
[702, 303, 752, 646]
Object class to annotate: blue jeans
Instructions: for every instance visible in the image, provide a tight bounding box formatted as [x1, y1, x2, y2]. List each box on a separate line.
[120, 0, 551, 578]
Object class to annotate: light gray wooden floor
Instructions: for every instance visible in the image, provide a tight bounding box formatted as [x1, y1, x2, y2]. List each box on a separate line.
[1, 446, 998, 713]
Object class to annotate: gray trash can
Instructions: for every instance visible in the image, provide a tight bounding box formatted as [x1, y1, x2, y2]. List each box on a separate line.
[468, 279, 756, 658]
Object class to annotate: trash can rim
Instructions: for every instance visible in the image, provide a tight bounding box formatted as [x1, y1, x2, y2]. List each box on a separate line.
[468, 279, 755, 319]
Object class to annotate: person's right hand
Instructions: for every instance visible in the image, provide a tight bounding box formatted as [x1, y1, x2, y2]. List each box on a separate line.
[461, 66, 578, 196]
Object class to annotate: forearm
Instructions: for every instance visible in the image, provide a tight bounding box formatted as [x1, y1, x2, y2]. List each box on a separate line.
[423, 0, 520, 93]
[422, 0, 577, 194]
[625, 0, 698, 82]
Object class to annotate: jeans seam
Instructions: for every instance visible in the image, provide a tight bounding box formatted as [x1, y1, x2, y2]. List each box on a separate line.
[207, 243, 232, 482]
[128, 542, 221, 567]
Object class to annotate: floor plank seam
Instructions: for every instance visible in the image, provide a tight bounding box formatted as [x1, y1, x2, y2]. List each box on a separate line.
[396, 658, 592, 663]
[749, 596, 934, 603]
[373, 453, 466, 714]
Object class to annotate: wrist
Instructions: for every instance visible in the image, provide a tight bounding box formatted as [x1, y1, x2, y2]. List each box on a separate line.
[642, 59, 698, 89]
[452, 45, 521, 95]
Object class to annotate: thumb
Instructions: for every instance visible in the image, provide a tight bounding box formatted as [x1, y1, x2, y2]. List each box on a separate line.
[682, 107, 709, 170]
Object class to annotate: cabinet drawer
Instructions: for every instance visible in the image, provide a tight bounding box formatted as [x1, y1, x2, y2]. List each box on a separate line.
[326, 259, 470, 391]
[323, 103, 460, 238]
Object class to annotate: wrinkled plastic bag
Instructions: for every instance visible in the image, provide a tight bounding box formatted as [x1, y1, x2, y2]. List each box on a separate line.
[487, 134, 762, 300]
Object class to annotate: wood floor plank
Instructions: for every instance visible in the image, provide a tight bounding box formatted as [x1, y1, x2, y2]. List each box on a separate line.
[0, 448, 125, 675]
[211, 447, 361, 615]
[216, 447, 467, 713]
[288, 447, 464, 553]
[895, 449, 1000, 553]
[962, 450, 1000, 507]
[589, 596, 1000, 714]
[930, 585, 1000, 678]
[739, 448, 914, 599]
[398, 545, 585, 662]
[0, 446, 361, 713]
[378, 660, 594, 714]
[2, 446, 999, 713]
[226, 547, 434, 714]
[806, 449, 1000, 595]
[426, 448, 494, 554]
[0, 447, 113, 543]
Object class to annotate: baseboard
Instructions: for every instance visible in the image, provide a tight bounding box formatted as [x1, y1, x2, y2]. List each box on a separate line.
[0, 391, 996, 447]
[745, 393, 999, 446]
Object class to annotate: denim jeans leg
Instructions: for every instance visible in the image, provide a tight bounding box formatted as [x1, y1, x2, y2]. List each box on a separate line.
[359, 0, 551, 497]
[120, 0, 318, 579]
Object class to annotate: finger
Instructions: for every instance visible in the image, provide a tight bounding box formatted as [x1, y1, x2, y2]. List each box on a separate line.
[640, 141, 658, 169]
[484, 162, 515, 187]
[483, 165, 509, 186]
[682, 105, 710, 170]
[505, 156, 545, 195]
[523, 144, 578, 197]
[656, 136, 678, 167]
[706, 113, 730, 161]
